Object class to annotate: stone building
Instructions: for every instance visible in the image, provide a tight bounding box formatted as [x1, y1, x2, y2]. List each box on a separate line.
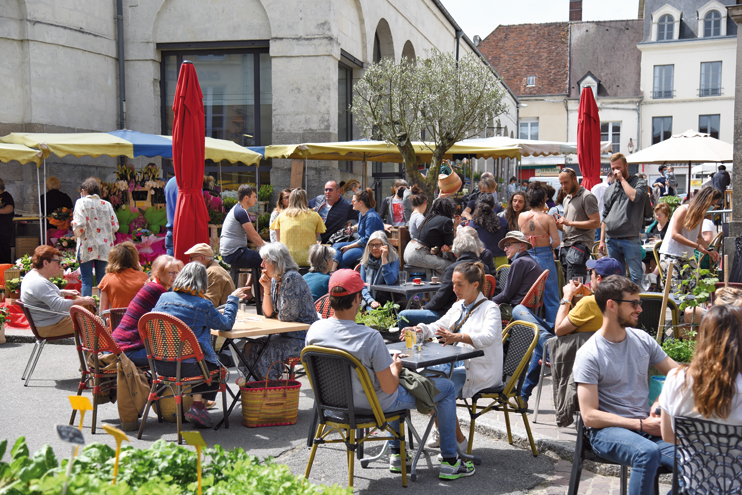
[0, 0, 518, 214]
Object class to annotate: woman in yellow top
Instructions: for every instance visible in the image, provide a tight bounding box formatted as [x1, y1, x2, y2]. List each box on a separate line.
[270, 188, 326, 266]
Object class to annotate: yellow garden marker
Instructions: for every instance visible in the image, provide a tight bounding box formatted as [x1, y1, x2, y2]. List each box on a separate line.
[68, 396, 93, 456]
[102, 425, 129, 485]
[180, 431, 207, 495]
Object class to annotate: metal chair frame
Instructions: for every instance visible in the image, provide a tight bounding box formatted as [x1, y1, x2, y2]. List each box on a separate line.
[69, 306, 120, 434]
[638, 293, 680, 345]
[16, 300, 74, 387]
[458, 320, 540, 457]
[137, 312, 229, 444]
[301, 346, 409, 488]
[99, 307, 128, 335]
[494, 264, 510, 297]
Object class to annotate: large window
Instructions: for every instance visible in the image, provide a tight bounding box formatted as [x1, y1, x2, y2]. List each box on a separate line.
[161, 47, 272, 187]
[657, 14, 674, 41]
[699, 114, 720, 139]
[704, 10, 722, 37]
[601, 122, 621, 154]
[700, 62, 722, 97]
[338, 63, 354, 172]
[653, 65, 674, 99]
[652, 117, 672, 144]
[519, 119, 539, 140]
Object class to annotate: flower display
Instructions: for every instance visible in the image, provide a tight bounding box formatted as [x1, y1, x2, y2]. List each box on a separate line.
[54, 236, 77, 251]
[48, 207, 73, 230]
[116, 163, 138, 183]
[0, 306, 9, 325]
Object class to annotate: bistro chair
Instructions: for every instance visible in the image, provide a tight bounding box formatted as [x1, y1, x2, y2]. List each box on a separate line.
[521, 270, 549, 320]
[484, 274, 496, 299]
[673, 416, 742, 494]
[458, 320, 540, 457]
[16, 300, 74, 387]
[314, 294, 334, 319]
[568, 413, 669, 495]
[637, 293, 680, 345]
[69, 306, 120, 434]
[301, 345, 409, 488]
[137, 312, 229, 444]
[591, 242, 604, 260]
[494, 264, 510, 297]
[654, 241, 665, 285]
[100, 307, 128, 334]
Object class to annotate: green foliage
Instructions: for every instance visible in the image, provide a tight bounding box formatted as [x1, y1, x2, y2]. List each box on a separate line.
[14, 255, 33, 276]
[256, 213, 271, 233]
[674, 264, 718, 311]
[213, 254, 230, 271]
[221, 196, 237, 212]
[356, 301, 407, 330]
[48, 277, 68, 290]
[0, 438, 350, 495]
[662, 330, 697, 363]
[658, 195, 682, 215]
[5, 278, 21, 293]
[258, 185, 274, 203]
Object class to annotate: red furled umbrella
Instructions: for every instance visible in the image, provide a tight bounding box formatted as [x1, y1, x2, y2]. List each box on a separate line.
[172, 61, 209, 264]
[577, 87, 601, 191]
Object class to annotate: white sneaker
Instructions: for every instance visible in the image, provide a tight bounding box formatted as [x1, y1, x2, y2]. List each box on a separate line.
[437, 437, 469, 461]
[426, 427, 440, 449]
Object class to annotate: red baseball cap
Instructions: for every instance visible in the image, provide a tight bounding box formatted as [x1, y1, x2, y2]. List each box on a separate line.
[329, 269, 367, 296]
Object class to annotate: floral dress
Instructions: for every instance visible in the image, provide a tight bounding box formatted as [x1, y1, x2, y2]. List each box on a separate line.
[246, 270, 318, 379]
[71, 194, 119, 264]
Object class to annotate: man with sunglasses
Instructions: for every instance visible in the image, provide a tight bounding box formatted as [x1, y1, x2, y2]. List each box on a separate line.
[20, 246, 96, 338]
[573, 275, 677, 494]
[309, 181, 357, 244]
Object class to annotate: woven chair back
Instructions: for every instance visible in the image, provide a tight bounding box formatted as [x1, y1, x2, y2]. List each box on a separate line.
[138, 312, 202, 362]
[315, 294, 335, 319]
[70, 306, 120, 354]
[521, 270, 549, 311]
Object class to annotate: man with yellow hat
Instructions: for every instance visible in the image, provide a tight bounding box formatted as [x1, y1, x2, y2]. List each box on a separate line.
[185, 243, 236, 307]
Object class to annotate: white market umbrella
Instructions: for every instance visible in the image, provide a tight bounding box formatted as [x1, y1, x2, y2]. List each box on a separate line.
[627, 130, 732, 194]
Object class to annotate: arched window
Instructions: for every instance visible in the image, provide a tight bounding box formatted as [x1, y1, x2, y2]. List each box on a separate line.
[704, 10, 721, 37]
[658, 14, 674, 41]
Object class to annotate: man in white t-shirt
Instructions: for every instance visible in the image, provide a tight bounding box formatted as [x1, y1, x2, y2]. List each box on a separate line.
[590, 171, 613, 242]
[305, 269, 474, 480]
[573, 275, 677, 494]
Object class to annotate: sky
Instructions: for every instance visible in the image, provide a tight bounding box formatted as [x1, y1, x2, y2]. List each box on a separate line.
[438, 0, 641, 40]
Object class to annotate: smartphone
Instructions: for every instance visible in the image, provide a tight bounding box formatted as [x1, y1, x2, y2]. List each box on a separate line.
[654, 406, 662, 416]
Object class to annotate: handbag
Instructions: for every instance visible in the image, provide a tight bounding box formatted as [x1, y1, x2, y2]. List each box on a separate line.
[240, 361, 302, 427]
[327, 227, 357, 245]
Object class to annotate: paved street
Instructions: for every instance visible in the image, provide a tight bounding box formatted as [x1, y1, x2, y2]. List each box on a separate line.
[1, 332, 670, 493]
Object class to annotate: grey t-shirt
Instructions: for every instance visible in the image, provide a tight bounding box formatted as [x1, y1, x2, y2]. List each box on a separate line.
[20, 269, 74, 327]
[573, 328, 667, 419]
[305, 318, 398, 411]
[219, 204, 250, 257]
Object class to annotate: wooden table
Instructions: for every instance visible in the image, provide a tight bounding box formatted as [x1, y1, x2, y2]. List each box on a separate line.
[212, 313, 310, 429]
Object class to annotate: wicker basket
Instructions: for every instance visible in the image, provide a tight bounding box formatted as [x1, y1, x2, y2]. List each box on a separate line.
[240, 362, 301, 427]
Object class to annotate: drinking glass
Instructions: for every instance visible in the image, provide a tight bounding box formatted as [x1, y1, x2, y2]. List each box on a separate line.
[571, 276, 583, 285]
[399, 271, 408, 286]
[641, 274, 652, 292]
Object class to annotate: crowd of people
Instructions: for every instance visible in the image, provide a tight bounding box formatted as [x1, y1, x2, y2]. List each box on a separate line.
[12, 158, 739, 487]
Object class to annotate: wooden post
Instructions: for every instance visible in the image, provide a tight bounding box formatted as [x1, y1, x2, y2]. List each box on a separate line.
[725, 254, 729, 287]
[290, 159, 304, 189]
[656, 261, 674, 344]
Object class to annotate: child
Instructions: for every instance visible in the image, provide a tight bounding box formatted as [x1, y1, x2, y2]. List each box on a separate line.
[665, 166, 678, 195]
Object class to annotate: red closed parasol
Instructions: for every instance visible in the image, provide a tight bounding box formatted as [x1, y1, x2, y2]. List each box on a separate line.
[577, 87, 601, 191]
[172, 61, 209, 264]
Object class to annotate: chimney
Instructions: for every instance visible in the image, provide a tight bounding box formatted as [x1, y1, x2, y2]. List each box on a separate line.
[569, 0, 582, 21]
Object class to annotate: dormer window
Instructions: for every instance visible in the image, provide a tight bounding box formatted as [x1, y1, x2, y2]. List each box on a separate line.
[658, 15, 674, 40]
[526, 75, 535, 87]
[698, 1, 727, 38]
[704, 10, 721, 37]
[578, 72, 599, 98]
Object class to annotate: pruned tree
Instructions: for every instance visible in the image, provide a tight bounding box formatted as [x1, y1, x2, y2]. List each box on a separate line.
[352, 49, 508, 201]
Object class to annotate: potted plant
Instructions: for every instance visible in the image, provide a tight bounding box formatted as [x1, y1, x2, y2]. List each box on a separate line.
[256, 212, 272, 240]
[49, 276, 68, 290]
[0, 306, 9, 344]
[258, 185, 274, 214]
[5, 278, 21, 300]
[674, 264, 717, 333]
[661, 329, 696, 364]
[355, 301, 408, 333]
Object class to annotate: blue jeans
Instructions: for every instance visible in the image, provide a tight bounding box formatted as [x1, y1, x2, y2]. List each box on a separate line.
[594, 227, 601, 242]
[606, 237, 643, 286]
[332, 242, 365, 269]
[79, 259, 108, 297]
[589, 427, 674, 495]
[398, 309, 439, 328]
[512, 304, 554, 400]
[125, 347, 149, 368]
[386, 377, 458, 459]
[527, 246, 559, 326]
[165, 228, 174, 256]
[223, 246, 262, 269]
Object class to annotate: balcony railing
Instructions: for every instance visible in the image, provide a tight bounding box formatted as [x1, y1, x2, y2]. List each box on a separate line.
[652, 89, 675, 99]
[698, 87, 723, 97]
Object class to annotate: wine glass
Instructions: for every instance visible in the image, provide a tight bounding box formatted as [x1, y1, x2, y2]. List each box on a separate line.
[641, 274, 652, 292]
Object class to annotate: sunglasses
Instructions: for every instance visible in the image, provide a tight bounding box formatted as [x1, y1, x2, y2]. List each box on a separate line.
[503, 242, 520, 249]
[614, 299, 642, 308]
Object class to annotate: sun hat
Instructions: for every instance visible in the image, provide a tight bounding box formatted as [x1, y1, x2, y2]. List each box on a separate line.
[497, 231, 533, 250]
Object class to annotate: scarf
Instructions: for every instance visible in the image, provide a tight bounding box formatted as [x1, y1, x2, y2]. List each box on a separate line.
[365, 255, 384, 301]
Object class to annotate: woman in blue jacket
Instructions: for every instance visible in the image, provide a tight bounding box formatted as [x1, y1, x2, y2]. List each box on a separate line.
[360, 231, 400, 309]
[331, 188, 384, 270]
[153, 262, 248, 428]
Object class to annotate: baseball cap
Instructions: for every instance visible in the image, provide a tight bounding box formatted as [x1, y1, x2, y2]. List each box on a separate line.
[586, 257, 624, 278]
[328, 269, 367, 296]
[184, 243, 214, 258]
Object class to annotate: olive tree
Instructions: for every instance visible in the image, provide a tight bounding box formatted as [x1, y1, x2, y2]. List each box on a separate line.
[352, 50, 508, 200]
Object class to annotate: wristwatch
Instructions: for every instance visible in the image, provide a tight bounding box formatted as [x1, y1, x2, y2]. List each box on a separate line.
[559, 298, 572, 306]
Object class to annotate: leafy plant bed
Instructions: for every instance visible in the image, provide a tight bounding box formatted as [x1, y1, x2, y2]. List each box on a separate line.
[0, 437, 350, 495]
